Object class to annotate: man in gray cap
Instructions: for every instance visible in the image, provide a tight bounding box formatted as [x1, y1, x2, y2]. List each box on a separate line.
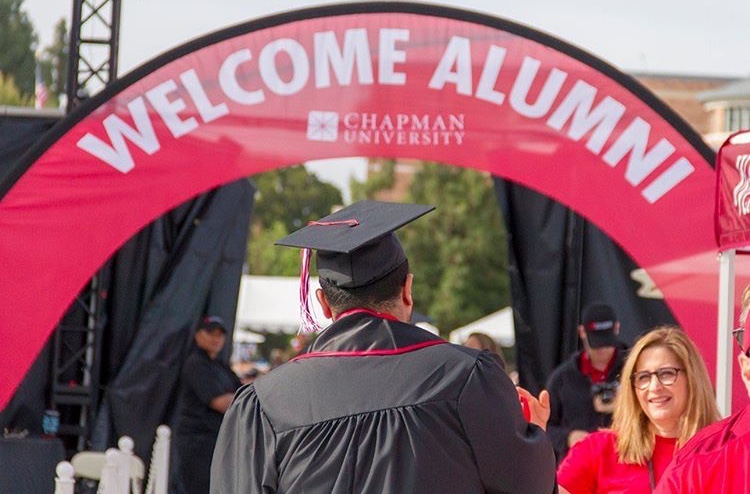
[211, 200, 556, 494]
[545, 303, 627, 463]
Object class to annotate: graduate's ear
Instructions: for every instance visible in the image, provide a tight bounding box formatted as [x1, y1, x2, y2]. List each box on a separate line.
[402, 273, 414, 309]
[316, 288, 334, 319]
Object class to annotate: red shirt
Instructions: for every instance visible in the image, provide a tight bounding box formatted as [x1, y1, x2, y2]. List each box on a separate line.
[579, 351, 616, 384]
[654, 404, 750, 493]
[557, 430, 677, 494]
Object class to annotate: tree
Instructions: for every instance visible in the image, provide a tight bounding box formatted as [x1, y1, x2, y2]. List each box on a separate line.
[399, 163, 510, 332]
[0, 0, 37, 98]
[39, 17, 67, 106]
[350, 159, 395, 201]
[247, 166, 344, 276]
[0, 72, 32, 106]
[252, 166, 343, 232]
[247, 220, 301, 277]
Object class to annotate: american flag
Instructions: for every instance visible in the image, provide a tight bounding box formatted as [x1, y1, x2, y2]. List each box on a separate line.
[34, 62, 48, 109]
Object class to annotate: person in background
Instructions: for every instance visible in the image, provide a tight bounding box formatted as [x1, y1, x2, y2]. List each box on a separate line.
[654, 284, 750, 493]
[464, 332, 508, 368]
[174, 316, 241, 494]
[557, 325, 720, 494]
[546, 303, 628, 462]
[464, 332, 499, 354]
[211, 200, 556, 494]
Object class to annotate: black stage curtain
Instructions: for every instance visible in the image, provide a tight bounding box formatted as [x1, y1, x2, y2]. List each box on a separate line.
[0, 112, 60, 183]
[91, 178, 254, 461]
[494, 178, 676, 394]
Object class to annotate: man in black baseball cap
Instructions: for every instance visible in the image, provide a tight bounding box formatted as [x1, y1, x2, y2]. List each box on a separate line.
[581, 304, 620, 349]
[175, 315, 240, 494]
[545, 302, 627, 463]
[212, 200, 556, 494]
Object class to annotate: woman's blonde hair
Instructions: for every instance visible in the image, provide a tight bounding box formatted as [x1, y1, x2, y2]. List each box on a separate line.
[612, 325, 719, 464]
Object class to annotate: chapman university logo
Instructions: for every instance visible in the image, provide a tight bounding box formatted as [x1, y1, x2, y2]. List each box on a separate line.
[307, 111, 465, 146]
[307, 111, 340, 142]
[734, 154, 750, 215]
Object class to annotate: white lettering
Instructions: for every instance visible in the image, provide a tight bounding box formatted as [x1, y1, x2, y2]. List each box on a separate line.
[475, 45, 508, 105]
[602, 117, 675, 186]
[145, 80, 198, 138]
[510, 57, 567, 118]
[219, 49, 265, 105]
[314, 29, 374, 88]
[428, 36, 472, 95]
[379, 28, 408, 85]
[180, 69, 229, 123]
[259, 39, 309, 95]
[547, 80, 625, 153]
[76, 97, 160, 173]
[641, 158, 695, 203]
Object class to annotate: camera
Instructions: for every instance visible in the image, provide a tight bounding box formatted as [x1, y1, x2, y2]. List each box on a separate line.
[591, 381, 619, 405]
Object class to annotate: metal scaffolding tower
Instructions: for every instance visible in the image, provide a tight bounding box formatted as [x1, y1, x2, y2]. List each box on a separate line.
[65, 0, 121, 112]
[51, 0, 121, 451]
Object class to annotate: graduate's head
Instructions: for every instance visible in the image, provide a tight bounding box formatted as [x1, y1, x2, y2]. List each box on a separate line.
[276, 200, 434, 330]
[318, 258, 411, 317]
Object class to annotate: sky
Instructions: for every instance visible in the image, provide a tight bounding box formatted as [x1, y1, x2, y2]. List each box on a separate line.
[21, 0, 750, 199]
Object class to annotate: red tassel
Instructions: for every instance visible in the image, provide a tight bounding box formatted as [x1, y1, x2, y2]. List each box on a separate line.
[299, 248, 322, 333]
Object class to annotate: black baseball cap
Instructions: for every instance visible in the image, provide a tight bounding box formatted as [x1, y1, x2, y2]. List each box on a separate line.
[276, 200, 435, 288]
[581, 303, 619, 348]
[198, 315, 226, 332]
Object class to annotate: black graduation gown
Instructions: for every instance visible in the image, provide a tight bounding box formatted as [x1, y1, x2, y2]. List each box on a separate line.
[211, 312, 556, 494]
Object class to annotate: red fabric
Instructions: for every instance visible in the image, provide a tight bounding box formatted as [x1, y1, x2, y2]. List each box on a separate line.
[335, 308, 399, 322]
[558, 430, 676, 494]
[715, 131, 750, 250]
[579, 351, 616, 384]
[290, 339, 446, 361]
[654, 404, 750, 493]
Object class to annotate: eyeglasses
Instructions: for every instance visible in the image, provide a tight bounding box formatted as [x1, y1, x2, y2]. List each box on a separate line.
[732, 327, 750, 357]
[631, 367, 683, 390]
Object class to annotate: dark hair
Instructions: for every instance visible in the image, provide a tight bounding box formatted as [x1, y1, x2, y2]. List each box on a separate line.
[319, 260, 409, 313]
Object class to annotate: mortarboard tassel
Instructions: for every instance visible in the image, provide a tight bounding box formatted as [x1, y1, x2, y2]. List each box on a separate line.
[297, 219, 360, 333]
[299, 247, 323, 333]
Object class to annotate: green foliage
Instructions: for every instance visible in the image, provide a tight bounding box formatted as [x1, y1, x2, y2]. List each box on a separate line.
[247, 221, 301, 276]
[400, 162, 510, 332]
[38, 17, 67, 106]
[0, 72, 32, 105]
[247, 166, 343, 275]
[252, 166, 343, 232]
[0, 0, 37, 98]
[350, 159, 395, 201]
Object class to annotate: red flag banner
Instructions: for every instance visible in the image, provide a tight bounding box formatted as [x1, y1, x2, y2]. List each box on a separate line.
[0, 4, 731, 408]
[716, 131, 750, 250]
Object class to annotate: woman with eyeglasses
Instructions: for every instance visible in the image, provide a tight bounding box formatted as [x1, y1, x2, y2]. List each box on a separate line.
[556, 325, 720, 494]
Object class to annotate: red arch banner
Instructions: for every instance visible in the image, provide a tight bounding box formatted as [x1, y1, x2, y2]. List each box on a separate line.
[0, 4, 727, 409]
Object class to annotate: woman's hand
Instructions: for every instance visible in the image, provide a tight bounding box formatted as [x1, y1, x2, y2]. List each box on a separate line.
[517, 387, 551, 430]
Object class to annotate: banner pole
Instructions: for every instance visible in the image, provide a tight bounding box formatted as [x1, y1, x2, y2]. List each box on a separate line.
[717, 249, 735, 417]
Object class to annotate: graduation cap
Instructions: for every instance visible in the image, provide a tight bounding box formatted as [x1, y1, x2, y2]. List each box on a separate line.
[275, 200, 435, 331]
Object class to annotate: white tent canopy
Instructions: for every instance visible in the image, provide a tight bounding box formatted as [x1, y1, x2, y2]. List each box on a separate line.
[449, 307, 515, 347]
[235, 275, 331, 334]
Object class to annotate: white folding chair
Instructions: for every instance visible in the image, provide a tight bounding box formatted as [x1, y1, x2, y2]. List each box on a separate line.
[144, 425, 171, 494]
[69, 436, 145, 494]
